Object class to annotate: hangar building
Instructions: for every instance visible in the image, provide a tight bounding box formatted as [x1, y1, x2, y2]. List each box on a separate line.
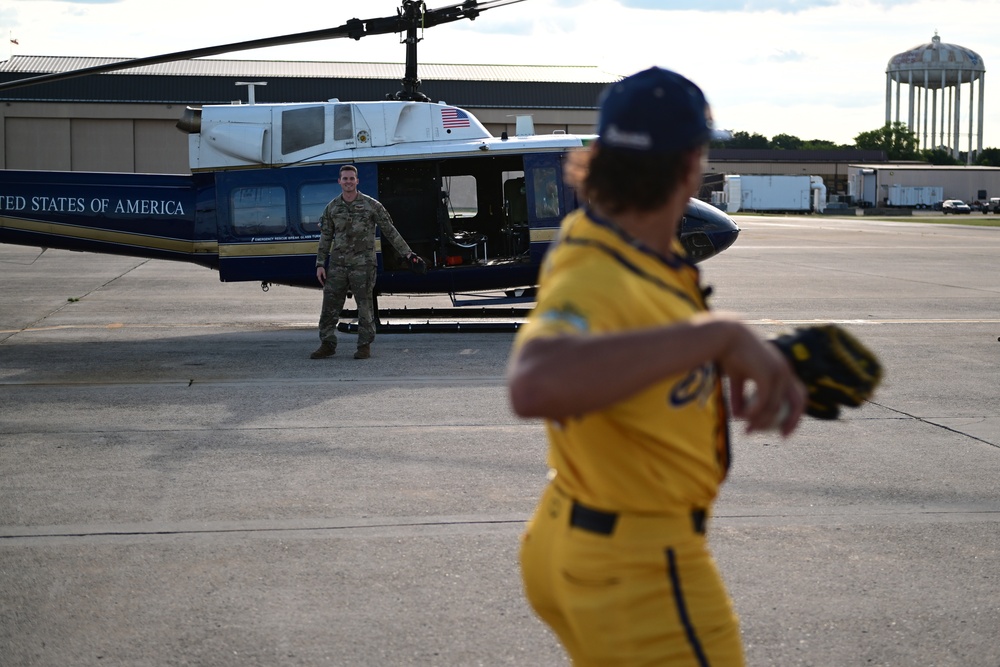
[848, 163, 1000, 207]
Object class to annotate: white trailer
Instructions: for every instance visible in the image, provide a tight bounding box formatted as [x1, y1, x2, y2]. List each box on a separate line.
[885, 184, 943, 208]
[719, 175, 826, 213]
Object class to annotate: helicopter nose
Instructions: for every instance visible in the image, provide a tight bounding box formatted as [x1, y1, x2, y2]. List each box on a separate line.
[682, 228, 738, 262]
[708, 224, 740, 255]
[685, 227, 740, 261]
[679, 199, 741, 263]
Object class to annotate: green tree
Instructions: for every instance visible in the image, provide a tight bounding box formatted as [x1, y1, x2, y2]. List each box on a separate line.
[725, 130, 770, 149]
[770, 133, 803, 150]
[975, 147, 1000, 167]
[922, 148, 962, 165]
[854, 122, 920, 160]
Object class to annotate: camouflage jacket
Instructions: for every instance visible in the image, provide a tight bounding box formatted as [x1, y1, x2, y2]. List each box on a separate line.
[316, 192, 413, 268]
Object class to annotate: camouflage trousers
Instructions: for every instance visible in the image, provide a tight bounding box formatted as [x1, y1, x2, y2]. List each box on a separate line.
[318, 263, 377, 348]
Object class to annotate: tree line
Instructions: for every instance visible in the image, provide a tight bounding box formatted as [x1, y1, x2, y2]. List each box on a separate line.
[710, 122, 1000, 167]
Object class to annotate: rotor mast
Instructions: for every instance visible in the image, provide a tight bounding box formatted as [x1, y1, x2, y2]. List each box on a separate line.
[394, 1, 430, 102]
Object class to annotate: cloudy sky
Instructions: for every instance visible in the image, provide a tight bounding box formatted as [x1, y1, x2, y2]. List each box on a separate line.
[2, 0, 997, 146]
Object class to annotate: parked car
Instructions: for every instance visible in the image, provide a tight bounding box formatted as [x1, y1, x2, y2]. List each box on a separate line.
[931, 200, 945, 211]
[990, 197, 1000, 214]
[942, 199, 972, 214]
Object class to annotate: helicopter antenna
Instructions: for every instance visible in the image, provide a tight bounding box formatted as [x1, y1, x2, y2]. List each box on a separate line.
[0, 0, 526, 97]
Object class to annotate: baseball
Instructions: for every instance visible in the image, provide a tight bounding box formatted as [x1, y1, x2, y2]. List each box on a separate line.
[770, 401, 791, 431]
[747, 395, 790, 431]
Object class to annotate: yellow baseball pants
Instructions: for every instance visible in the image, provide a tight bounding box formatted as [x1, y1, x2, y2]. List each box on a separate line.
[520, 484, 744, 667]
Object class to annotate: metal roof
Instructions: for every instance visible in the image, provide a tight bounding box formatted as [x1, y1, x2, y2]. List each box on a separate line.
[847, 163, 1000, 171]
[0, 55, 618, 109]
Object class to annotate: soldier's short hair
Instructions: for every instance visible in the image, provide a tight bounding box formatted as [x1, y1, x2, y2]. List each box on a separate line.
[339, 165, 358, 176]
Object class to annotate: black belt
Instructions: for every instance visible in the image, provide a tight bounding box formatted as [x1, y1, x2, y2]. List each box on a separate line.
[569, 501, 707, 536]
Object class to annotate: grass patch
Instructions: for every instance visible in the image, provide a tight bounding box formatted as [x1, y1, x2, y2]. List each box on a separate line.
[879, 217, 1000, 227]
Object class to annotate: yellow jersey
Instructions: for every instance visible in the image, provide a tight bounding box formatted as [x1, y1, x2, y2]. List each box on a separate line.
[514, 208, 731, 513]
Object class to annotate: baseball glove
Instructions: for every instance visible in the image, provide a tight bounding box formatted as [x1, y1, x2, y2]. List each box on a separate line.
[770, 324, 883, 420]
[407, 253, 428, 275]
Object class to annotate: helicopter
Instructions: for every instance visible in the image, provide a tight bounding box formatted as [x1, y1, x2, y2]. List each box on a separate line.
[0, 0, 740, 320]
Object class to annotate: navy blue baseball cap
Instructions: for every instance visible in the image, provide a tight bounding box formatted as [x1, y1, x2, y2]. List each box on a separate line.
[597, 67, 714, 153]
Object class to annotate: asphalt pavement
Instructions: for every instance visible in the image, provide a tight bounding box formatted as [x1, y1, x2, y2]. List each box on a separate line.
[2, 215, 999, 666]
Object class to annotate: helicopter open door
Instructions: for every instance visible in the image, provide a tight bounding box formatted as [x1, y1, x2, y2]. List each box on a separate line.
[375, 160, 492, 271]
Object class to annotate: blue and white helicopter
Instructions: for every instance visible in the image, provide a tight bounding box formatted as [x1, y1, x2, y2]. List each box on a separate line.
[0, 0, 739, 322]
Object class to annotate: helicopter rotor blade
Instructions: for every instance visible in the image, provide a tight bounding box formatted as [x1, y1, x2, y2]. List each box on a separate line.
[415, 0, 526, 28]
[0, 0, 526, 93]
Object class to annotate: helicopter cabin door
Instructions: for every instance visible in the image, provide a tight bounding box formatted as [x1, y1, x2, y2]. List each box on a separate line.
[522, 153, 572, 261]
[375, 162, 443, 271]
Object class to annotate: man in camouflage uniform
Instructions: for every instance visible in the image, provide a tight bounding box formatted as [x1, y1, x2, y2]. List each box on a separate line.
[311, 164, 419, 360]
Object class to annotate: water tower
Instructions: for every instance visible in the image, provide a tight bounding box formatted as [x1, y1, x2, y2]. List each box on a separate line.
[885, 33, 985, 162]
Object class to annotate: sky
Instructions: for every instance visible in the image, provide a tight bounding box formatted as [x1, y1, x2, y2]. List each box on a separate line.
[2, 0, 999, 147]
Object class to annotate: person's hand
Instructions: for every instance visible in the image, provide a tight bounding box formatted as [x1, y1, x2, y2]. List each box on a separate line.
[406, 252, 428, 275]
[316, 266, 326, 286]
[721, 326, 806, 436]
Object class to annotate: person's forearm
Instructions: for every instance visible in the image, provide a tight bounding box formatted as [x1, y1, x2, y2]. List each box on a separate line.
[508, 314, 741, 419]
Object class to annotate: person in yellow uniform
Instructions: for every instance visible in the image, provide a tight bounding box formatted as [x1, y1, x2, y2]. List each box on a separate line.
[507, 67, 807, 667]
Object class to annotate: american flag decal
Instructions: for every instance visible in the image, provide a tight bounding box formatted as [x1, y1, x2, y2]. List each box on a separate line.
[441, 107, 471, 128]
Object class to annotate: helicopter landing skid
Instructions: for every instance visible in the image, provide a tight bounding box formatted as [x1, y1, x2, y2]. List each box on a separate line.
[336, 306, 532, 334]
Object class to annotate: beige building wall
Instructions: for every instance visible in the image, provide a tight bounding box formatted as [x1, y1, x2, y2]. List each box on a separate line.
[473, 107, 598, 138]
[6, 117, 72, 170]
[707, 161, 855, 196]
[847, 164, 1000, 203]
[72, 119, 134, 172]
[1, 101, 191, 173]
[135, 119, 190, 173]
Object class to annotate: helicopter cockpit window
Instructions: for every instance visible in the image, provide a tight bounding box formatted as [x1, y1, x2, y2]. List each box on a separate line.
[334, 104, 353, 142]
[231, 185, 287, 236]
[443, 175, 477, 218]
[281, 106, 325, 155]
[299, 182, 339, 233]
[532, 167, 561, 219]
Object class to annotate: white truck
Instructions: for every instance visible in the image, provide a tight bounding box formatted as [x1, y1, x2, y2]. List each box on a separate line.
[885, 185, 943, 209]
[714, 175, 826, 214]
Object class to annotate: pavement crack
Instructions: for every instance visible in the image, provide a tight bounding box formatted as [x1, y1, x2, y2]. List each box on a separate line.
[870, 400, 999, 449]
[0, 518, 527, 542]
[0, 259, 150, 345]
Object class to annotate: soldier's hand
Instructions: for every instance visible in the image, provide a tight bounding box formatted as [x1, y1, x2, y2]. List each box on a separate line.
[406, 252, 428, 275]
[316, 266, 326, 286]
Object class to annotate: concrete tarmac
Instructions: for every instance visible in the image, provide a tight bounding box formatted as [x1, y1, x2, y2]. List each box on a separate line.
[2, 215, 999, 666]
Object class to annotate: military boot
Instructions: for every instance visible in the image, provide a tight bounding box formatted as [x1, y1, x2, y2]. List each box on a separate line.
[310, 342, 336, 359]
[353, 344, 371, 360]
